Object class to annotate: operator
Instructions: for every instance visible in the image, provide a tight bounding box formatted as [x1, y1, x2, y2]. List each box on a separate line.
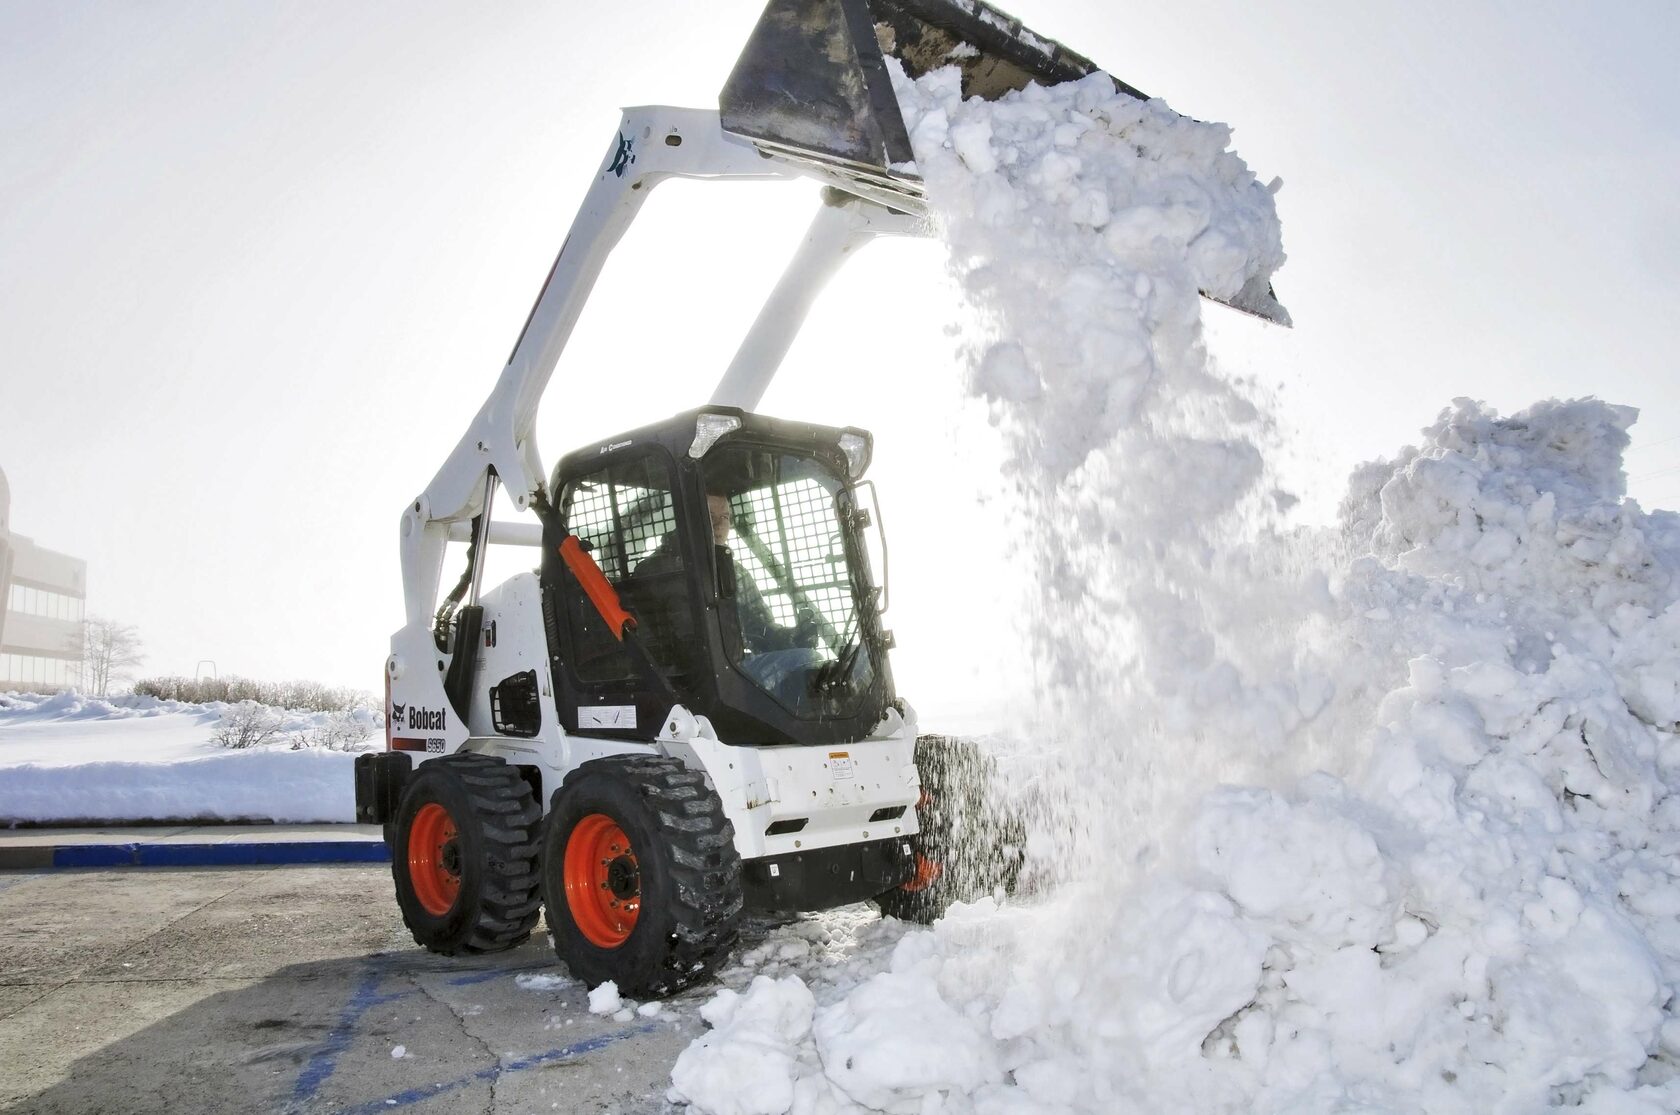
[626, 489, 823, 707]
[705, 492, 826, 708]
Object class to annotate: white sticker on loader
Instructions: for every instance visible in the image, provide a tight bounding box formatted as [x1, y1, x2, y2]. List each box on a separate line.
[828, 751, 854, 781]
[580, 705, 638, 730]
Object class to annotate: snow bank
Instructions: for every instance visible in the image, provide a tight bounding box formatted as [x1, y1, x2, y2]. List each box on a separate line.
[0, 750, 359, 824]
[0, 690, 206, 722]
[670, 60, 1680, 1115]
[0, 691, 375, 822]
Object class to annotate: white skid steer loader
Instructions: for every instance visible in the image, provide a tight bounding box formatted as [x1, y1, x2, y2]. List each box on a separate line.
[355, 0, 1289, 998]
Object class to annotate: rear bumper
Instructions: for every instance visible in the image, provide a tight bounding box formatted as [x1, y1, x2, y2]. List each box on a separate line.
[353, 752, 412, 824]
[742, 835, 914, 913]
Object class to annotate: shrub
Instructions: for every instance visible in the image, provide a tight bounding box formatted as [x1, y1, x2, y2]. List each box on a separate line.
[134, 675, 372, 713]
[289, 709, 379, 752]
[212, 701, 285, 750]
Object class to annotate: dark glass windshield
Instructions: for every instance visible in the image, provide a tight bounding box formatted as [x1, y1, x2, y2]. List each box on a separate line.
[703, 445, 880, 718]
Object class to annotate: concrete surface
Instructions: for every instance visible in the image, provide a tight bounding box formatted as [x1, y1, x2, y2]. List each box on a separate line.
[0, 825, 388, 869]
[0, 864, 713, 1114]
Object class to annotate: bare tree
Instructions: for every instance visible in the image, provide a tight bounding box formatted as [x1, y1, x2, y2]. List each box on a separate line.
[81, 617, 145, 697]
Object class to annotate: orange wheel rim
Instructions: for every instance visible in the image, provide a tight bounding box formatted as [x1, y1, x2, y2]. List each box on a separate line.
[564, 813, 640, 948]
[901, 853, 943, 894]
[408, 802, 462, 916]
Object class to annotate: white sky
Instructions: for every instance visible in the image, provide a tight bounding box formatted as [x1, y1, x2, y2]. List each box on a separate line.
[2, 0, 1677, 708]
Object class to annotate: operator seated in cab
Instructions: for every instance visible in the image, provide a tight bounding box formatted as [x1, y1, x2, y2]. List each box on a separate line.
[702, 488, 826, 704]
[629, 478, 826, 711]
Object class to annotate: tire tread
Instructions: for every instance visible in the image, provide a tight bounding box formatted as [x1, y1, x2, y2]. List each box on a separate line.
[397, 752, 543, 955]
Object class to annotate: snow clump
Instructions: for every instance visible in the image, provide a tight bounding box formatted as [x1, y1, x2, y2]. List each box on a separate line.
[587, 981, 623, 1015]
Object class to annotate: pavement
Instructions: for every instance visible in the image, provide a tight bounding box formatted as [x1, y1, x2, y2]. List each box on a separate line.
[0, 824, 389, 869]
[0, 863, 713, 1114]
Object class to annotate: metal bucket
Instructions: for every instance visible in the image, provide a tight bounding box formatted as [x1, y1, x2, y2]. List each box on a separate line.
[720, 0, 1289, 324]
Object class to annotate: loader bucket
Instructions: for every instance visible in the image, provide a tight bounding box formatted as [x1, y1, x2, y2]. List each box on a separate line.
[721, 0, 1126, 176]
[720, 0, 1291, 326]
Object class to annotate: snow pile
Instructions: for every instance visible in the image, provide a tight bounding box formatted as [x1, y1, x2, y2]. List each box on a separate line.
[672, 403, 1680, 1114]
[672, 976, 818, 1115]
[0, 690, 205, 721]
[0, 691, 379, 822]
[669, 62, 1680, 1115]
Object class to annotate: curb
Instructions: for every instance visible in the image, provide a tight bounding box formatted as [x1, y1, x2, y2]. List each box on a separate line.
[0, 841, 391, 870]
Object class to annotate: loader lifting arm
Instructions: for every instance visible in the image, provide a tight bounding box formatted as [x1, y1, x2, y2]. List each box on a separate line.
[397, 0, 1290, 654]
[400, 108, 800, 634]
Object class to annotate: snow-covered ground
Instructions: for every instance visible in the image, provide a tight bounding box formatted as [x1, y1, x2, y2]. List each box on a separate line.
[0, 692, 378, 823]
[663, 62, 1680, 1115]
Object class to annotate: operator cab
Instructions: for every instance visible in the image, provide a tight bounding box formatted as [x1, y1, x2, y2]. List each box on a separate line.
[540, 406, 895, 748]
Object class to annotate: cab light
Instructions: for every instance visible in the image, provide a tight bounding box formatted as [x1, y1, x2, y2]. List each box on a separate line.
[689, 412, 743, 458]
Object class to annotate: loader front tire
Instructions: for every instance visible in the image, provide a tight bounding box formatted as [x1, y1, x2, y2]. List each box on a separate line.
[875, 734, 1025, 924]
[541, 755, 743, 998]
[391, 752, 543, 955]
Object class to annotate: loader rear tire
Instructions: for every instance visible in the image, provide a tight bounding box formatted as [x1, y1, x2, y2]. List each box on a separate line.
[541, 755, 743, 998]
[875, 734, 1025, 925]
[391, 752, 543, 955]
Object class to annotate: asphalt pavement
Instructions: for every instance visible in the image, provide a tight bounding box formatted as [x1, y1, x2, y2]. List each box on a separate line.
[0, 863, 712, 1114]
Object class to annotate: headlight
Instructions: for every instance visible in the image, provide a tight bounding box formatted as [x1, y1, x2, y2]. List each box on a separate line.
[838, 430, 872, 478]
[689, 412, 742, 458]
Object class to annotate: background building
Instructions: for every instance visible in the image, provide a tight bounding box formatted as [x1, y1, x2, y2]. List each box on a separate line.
[0, 465, 87, 692]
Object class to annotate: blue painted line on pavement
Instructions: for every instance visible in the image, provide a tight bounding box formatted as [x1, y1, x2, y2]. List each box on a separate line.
[336, 1024, 658, 1115]
[49, 841, 390, 868]
[445, 968, 508, 987]
[292, 962, 390, 1105]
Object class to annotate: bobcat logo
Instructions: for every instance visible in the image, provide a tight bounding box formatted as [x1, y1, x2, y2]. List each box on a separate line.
[609, 133, 636, 178]
[390, 702, 404, 725]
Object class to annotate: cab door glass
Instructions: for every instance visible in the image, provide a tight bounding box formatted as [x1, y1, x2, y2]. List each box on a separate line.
[702, 446, 877, 717]
[559, 452, 694, 685]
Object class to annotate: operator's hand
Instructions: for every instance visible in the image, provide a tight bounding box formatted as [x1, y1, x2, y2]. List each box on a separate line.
[793, 610, 824, 648]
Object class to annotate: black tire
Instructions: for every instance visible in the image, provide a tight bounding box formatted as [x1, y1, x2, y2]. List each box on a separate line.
[391, 752, 543, 955]
[875, 734, 1025, 924]
[541, 755, 743, 998]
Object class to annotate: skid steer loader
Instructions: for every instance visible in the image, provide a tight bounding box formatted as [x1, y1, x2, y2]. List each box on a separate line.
[355, 0, 1289, 998]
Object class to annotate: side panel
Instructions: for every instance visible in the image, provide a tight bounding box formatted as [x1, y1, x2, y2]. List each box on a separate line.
[467, 573, 551, 739]
[387, 571, 662, 781]
[387, 624, 469, 758]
